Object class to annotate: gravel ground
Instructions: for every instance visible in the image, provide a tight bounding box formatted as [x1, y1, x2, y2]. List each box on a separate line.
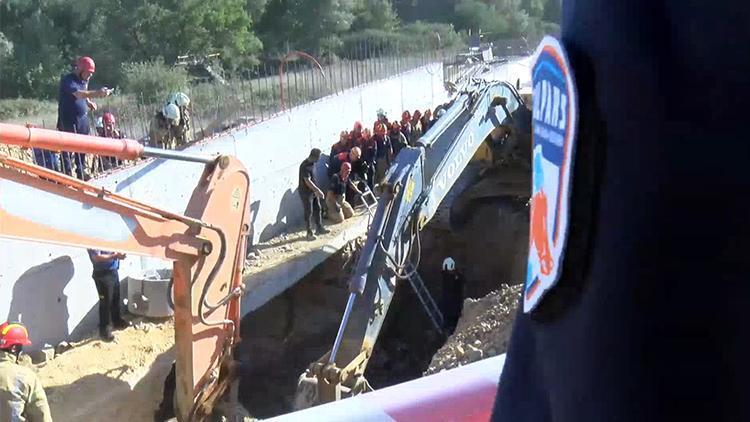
[426, 283, 522, 374]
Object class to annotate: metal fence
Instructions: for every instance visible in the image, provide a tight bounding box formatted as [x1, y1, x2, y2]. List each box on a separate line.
[15, 40, 467, 180]
[5, 35, 537, 181]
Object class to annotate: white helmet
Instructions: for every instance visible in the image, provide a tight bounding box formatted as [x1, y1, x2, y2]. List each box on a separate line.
[442, 257, 456, 271]
[162, 103, 181, 122]
[95, 116, 104, 129]
[169, 92, 191, 108]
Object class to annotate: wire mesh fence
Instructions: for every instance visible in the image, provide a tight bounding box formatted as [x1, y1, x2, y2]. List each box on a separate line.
[8, 38, 471, 180]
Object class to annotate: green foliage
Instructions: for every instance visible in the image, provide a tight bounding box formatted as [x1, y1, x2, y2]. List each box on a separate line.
[0, 0, 558, 101]
[353, 0, 399, 31]
[121, 59, 190, 103]
[0, 98, 57, 121]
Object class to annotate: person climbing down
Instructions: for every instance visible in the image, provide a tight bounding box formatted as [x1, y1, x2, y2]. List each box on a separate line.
[440, 257, 466, 335]
[326, 162, 358, 224]
[298, 148, 330, 240]
[0, 322, 53, 422]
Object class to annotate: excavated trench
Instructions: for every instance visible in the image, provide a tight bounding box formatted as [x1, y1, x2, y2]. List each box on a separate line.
[236, 197, 529, 419]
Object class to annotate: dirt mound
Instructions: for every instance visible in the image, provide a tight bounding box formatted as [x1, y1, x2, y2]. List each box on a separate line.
[39, 319, 174, 422]
[426, 284, 521, 374]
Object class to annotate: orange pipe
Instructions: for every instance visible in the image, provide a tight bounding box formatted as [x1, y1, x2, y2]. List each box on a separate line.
[0, 123, 144, 160]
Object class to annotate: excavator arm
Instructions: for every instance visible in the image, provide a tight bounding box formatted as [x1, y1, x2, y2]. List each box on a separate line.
[295, 80, 524, 407]
[0, 123, 251, 421]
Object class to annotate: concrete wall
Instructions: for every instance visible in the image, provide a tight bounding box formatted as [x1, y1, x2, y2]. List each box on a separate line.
[0, 63, 450, 348]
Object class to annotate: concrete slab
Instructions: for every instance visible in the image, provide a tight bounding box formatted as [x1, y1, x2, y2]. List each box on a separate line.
[241, 213, 369, 314]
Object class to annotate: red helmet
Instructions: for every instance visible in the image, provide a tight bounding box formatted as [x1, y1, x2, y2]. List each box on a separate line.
[353, 121, 363, 133]
[0, 322, 32, 349]
[77, 56, 96, 73]
[103, 112, 116, 125]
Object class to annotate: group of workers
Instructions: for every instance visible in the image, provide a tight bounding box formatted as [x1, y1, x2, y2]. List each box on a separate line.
[33, 55, 194, 180]
[297, 107, 447, 240]
[149, 92, 193, 150]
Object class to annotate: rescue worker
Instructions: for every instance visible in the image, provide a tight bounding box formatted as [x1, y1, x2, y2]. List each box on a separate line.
[349, 121, 364, 146]
[440, 257, 465, 335]
[0, 322, 53, 422]
[95, 116, 105, 137]
[298, 148, 330, 240]
[88, 249, 129, 342]
[493, 3, 750, 422]
[389, 121, 408, 158]
[36, 56, 112, 179]
[167, 92, 193, 147]
[326, 162, 357, 224]
[330, 130, 352, 157]
[328, 146, 362, 177]
[374, 108, 389, 131]
[373, 122, 392, 186]
[421, 109, 433, 132]
[410, 110, 423, 145]
[97, 112, 123, 171]
[149, 103, 181, 149]
[356, 128, 377, 190]
[400, 111, 413, 145]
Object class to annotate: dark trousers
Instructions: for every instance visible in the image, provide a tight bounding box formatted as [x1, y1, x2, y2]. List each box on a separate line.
[92, 269, 124, 334]
[300, 192, 323, 233]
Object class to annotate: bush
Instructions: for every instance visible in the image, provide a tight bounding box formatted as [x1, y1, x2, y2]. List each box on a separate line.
[121, 58, 189, 104]
[0, 98, 57, 121]
[339, 23, 465, 58]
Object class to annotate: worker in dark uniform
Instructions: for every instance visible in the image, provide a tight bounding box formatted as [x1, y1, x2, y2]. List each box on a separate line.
[389, 121, 408, 158]
[330, 130, 352, 158]
[328, 146, 362, 178]
[0, 322, 52, 422]
[400, 111, 413, 145]
[88, 249, 129, 342]
[348, 121, 364, 146]
[493, 2, 750, 422]
[355, 128, 377, 190]
[373, 122, 392, 186]
[326, 162, 357, 224]
[440, 257, 466, 336]
[299, 148, 330, 240]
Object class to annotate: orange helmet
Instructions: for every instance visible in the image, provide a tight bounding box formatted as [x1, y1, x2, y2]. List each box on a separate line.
[0, 322, 32, 349]
[77, 56, 96, 73]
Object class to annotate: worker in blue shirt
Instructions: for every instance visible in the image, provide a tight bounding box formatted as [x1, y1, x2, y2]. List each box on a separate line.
[36, 56, 113, 179]
[87, 249, 129, 342]
[493, 2, 750, 422]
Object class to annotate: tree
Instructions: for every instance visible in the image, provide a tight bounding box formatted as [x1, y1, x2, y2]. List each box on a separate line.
[353, 0, 399, 32]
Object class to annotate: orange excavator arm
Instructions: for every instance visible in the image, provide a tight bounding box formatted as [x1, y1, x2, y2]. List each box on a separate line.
[0, 123, 251, 421]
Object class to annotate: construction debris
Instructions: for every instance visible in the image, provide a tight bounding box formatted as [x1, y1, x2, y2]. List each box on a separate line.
[426, 283, 522, 374]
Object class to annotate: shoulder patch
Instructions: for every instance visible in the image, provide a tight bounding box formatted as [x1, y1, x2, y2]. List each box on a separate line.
[524, 36, 579, 313]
